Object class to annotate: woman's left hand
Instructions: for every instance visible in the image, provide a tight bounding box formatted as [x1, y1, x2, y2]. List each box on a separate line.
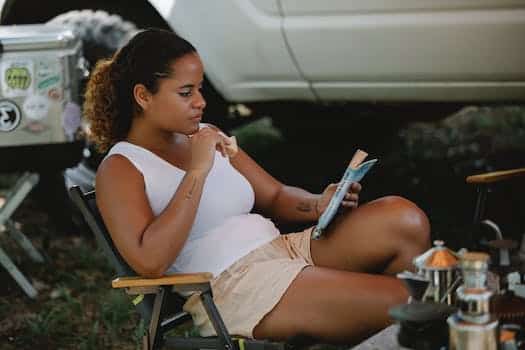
[316, 182, 362, 216]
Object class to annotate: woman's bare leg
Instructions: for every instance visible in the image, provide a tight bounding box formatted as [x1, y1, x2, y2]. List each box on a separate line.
[254, 196, 430, 343]
[253, 266, 408, 344]
[311, 196, 431, 275]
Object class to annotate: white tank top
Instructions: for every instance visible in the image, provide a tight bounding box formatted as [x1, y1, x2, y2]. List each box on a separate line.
[104, 140, 280, 276]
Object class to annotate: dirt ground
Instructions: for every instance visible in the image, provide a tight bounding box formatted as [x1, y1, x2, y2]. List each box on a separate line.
[1, 104, 524, 349]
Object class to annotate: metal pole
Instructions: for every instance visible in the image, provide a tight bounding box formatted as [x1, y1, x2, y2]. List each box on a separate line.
[0, 245, 37, 298]
[200, 291, 235, 350]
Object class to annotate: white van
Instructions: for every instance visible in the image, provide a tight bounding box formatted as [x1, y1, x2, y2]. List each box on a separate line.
[2, 0, 525, 106]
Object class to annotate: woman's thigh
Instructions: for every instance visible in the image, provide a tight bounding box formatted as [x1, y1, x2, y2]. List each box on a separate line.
[310, 196, 430, 274]
[253, 265, 408, 344]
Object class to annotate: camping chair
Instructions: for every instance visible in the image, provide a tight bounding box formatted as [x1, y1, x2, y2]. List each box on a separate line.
[0, 172, 45, 298]
[466, 167, 525, 251]
[68, 185, 309, 350]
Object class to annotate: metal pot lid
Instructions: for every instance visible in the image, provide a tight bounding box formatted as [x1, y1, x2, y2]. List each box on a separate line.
[413, 240, 459, 270]
[389, 302, 457, 323]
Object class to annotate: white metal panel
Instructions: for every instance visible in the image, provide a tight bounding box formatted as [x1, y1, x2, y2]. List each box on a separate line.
[249, 0, 281, 16]
[280, 2, 525, 101]
[165, 0, 313, 102]
[282, 9, 525, 82]
[283, 9, 525, 81]
[280, 0, 525, 15]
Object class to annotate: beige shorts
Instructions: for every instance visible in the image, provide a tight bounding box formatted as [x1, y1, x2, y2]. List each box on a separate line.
[183, 227, 314, 338]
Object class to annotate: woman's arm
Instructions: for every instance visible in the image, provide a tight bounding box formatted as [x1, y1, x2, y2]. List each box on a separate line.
[97, 155, 207, 278]
[230, 148, 321, 223]
[96, 128, 223, 278]
[201, 123, 322, 223]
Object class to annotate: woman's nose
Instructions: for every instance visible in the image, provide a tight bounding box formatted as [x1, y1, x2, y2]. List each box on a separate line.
[193, 91, 206, 109]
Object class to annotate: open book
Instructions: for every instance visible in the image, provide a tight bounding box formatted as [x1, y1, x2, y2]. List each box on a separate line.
[311, 149, 378, 239]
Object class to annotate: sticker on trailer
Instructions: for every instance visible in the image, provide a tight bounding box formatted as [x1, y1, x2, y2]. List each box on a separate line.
[62, 101, 81, 140]
[24, 120, 48, 134]
[37, 75, 60, 91]
[36, 60, 60, 80]
[0, 100, 22, 132]
[1, 60, 34, 97]
[48, 87, 63, 101]
[36, 60, 63, 101]
[23, 94, 50, 121]
[36, 60, 63, 98]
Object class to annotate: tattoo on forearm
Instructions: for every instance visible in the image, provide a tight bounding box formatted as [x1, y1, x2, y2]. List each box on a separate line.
[296, 201, 312, 213]
[185, 178, 197, 200]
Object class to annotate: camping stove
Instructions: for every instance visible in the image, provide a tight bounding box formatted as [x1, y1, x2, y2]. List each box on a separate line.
[448, 252, 499, 350]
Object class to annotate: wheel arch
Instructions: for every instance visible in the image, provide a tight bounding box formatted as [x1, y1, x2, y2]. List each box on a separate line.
[0, 0, 171, 30]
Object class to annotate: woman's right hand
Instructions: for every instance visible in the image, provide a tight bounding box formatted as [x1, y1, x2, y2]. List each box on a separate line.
[188, 127, 224, 175]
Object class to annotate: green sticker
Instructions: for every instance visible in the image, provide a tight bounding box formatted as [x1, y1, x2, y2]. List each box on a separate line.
[5, 67, 32, 90]
[38, 76, 60, 90]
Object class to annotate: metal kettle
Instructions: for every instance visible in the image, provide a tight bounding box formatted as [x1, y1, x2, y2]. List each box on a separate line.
[398, 240, 462, 305]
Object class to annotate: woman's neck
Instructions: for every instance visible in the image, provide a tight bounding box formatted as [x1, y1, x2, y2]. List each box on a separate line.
[126, 120, 186, 153]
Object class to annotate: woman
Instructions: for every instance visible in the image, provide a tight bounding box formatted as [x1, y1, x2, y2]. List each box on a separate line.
[86, 28, 430, 344]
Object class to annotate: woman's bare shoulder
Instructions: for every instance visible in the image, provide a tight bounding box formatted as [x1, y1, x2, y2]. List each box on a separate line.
[96, 154, 144, 193]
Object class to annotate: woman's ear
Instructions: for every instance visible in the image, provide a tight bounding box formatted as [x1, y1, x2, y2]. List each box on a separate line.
[133, 84, 151, 111]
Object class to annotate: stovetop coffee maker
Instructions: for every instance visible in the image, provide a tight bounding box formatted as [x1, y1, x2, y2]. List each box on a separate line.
[398, 240, 462, 305]
[447, 252, 499, 350]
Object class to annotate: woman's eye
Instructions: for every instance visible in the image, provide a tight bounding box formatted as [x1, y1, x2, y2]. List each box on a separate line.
[179, 90, 192, 97]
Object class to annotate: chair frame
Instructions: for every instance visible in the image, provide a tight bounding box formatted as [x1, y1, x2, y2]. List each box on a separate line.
[69, 186, 290, 350]
[0, 172, 44, 298]
[466, 167, 525, 248]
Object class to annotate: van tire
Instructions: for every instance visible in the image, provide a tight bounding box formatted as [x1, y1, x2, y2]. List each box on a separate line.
[47, 9, 138, 69]
[49, 9, 233, 129]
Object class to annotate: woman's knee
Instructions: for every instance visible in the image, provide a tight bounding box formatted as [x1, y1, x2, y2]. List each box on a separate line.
[373, 196, 431, 248]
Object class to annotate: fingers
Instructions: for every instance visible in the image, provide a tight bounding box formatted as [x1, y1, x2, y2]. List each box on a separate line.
[195, 128, 236, 158]
[350, 182, 362, 193]
[341, 200, 358, 208]
[217, 132, 238, 158]
[218, 131, 230, 142]
[224, 135, 238, 157]
[341, 191, 359, 208]
[215, 131, 228, 157]
[330, 182, 360, 192]
[341, 202, 358, 209]
[216, 140, 227, 157]
[194, 126, 220, 140]
[345, 193, 359, 202]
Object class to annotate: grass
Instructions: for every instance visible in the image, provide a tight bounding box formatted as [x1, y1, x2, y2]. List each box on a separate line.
[0, 231, 141, 349]
[0, 104, 524, 349]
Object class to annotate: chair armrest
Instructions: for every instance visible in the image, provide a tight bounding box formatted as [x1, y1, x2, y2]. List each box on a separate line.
[466, 168, 525, 184]
[112, 272, 213, 288]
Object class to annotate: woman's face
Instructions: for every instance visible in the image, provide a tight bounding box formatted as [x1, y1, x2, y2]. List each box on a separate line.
[143, 52, 206, 135]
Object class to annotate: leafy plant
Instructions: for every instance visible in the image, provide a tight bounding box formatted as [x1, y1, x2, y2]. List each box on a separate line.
[100, 290, 136, 341]
[79, 321, 100, 350]
[231, 117, 284, 156]
[133, 319, 146, 350]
